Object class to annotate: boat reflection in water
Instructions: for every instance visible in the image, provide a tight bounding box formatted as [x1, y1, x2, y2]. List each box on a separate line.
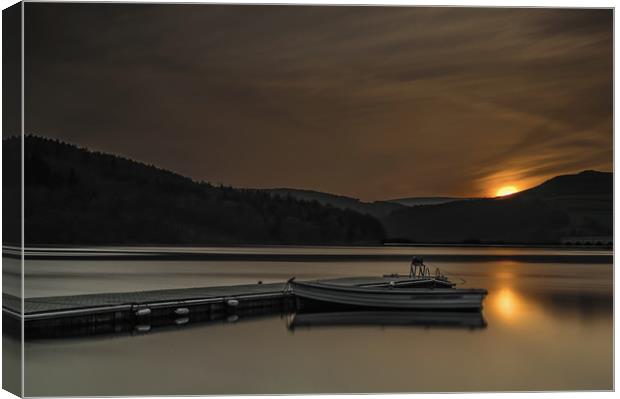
[287, 310, 487, 331]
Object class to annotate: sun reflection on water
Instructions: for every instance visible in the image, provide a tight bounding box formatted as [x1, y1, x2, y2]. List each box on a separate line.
[490, 286, 549, 328]
[494, 288, 520, 321]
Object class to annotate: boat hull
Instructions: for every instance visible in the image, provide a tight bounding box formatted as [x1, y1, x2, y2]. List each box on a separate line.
[291, 281, 487, 310]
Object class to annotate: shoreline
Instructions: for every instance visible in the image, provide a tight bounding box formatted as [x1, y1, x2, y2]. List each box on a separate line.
[3, 248, 612, 264]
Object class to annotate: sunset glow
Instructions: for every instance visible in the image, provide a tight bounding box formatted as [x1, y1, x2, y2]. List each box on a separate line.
[24, 5, 613, 201]
[494, 288, 519, 320]
[495, 186, 519, 197]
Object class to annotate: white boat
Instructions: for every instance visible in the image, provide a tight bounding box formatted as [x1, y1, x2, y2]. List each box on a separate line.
[289, 280, 487, 310]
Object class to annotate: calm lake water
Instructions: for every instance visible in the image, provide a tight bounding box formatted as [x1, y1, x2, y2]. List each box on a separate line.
[3, 246, 613, 395]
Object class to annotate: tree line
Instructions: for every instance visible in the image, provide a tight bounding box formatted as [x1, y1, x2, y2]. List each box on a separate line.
[3, 136, 386, 245]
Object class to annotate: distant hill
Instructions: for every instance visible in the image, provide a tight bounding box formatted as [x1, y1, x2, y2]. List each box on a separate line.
[4, 136, 386, 245]
[383, 170, 612, 244]
[517, 170, 612, 198]
[263, 188, 404, 218]
[387, 197, 467, 207]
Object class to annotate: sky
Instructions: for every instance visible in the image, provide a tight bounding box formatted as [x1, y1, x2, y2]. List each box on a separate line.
[23, 4, 612, 201]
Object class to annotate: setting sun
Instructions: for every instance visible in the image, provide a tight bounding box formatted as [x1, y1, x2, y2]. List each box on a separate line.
[495, 185, 519, 197]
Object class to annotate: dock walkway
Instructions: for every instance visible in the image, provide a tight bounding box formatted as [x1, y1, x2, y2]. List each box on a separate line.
[2, 276, 416, 338]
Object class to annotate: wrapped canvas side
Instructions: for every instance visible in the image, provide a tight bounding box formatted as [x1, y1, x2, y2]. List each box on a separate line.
[2, 1, 23, 397]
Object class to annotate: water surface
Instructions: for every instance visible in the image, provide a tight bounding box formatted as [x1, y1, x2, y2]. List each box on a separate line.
[7, 246, 612, 395]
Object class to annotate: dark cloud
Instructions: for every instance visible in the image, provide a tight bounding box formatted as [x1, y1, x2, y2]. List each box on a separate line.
[25, 4, 612, 200]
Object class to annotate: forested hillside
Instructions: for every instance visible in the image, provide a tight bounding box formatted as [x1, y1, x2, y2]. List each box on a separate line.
[3, 137, 611, 246]
[264, 188, 404, 218]
[4, 136, 386, 245]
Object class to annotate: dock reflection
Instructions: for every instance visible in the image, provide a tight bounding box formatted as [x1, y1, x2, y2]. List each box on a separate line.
[20, 306, 487, 340]
[287, 310, 487, 331]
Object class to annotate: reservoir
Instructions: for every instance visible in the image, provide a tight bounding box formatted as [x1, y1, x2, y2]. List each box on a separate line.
[3, 246, 613, 395]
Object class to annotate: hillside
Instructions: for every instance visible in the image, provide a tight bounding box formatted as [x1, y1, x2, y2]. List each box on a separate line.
[517, 170, 612, 198]
[263, 188, 404, 218]
[4, 136, 612, 246]
[383, 170, 612, 244]
[4, 136, 386, 245]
